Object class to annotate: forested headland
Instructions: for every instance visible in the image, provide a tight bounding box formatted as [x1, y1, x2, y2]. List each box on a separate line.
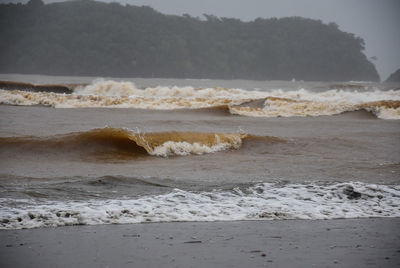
[0, 0, 380, 81]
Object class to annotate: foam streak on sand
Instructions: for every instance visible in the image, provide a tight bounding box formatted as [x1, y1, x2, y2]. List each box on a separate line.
[1, 80, 400, 119]
[1, 182, 399, 229]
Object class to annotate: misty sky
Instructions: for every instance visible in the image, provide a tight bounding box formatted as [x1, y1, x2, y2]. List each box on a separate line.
[3, 0, 399, 80]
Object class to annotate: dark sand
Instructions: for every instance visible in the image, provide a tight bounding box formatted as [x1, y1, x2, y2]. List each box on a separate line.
[1, 218, 399, 268]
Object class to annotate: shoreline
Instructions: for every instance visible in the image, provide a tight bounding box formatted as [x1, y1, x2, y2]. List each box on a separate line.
[1, 218, 399, 267]
[1, 77, 399, 267]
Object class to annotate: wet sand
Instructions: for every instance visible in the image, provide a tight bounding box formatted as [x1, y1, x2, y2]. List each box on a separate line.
[0, 218, 399, 268]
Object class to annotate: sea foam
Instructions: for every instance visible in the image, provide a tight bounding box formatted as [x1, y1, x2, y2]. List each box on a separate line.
[1, 181, 399, 229]
[1, 80, 399, 119]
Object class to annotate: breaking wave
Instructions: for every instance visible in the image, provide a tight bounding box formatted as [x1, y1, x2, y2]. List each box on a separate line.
[1, 79, 399, 119]
[230, 98, 400, 119]
[0, 127, 273, 158]
[1, 181, 399, 229]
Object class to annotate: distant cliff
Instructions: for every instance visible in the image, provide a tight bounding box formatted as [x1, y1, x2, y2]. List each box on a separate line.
[0, 0, 380, 81]
[385, 69, 400, 82]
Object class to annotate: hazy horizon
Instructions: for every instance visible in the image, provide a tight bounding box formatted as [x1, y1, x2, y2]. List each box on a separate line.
[2, 0, 399, 80]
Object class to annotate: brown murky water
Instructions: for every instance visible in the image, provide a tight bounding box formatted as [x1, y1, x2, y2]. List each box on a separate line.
[0, 75, 399, 229]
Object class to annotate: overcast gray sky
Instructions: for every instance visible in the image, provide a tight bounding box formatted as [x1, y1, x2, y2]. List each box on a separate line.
[3, 0, 399, 80]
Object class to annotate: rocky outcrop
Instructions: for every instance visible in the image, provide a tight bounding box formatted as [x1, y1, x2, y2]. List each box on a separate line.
[385, 69, 400, 82]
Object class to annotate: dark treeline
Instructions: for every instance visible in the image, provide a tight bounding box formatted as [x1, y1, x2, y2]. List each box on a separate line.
[0, 0, 380, 81]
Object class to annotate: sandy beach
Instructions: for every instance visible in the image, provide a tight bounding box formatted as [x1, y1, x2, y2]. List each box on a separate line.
[1, 0, 399, 265]
[1, 218, 399, 267]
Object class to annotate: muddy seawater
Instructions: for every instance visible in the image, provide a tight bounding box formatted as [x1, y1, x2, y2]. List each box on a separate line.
[0, 74, 399, 229]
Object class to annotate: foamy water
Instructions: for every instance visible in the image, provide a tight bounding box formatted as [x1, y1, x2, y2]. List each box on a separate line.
[1, 79, 399, 119]
[1, 77, 399, 231]
[151, 140, 242, 156]
[1, 182, 399, 229]
[75, 79, 264, 99]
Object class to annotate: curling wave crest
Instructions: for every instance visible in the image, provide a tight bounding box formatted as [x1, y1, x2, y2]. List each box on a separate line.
[1, 182, 399, 229]
[0, 127, 247, 157]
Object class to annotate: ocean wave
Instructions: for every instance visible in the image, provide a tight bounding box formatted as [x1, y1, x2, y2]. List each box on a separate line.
[1, 181, 399, 229]
[0, 89, 255, 109]
[1, 79, 400, 119]
[230, 98, 400, 119]
[75, 79, 265, 99]
[0, 127, 266, 158]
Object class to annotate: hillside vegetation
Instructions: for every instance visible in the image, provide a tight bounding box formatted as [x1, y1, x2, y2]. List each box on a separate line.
[0, 0, 380, 81]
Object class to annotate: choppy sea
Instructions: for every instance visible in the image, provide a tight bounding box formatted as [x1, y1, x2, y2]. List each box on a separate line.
[1, 74, 399, 229]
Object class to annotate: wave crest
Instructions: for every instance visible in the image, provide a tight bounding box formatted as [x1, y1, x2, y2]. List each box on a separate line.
[230, 98, 400, 119]
[1, 80, 399, 119]
[0, 128, 251, 158]
[74, 79, 263, 99]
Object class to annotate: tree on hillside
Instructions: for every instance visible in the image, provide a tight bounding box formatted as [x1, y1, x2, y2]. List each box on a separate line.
[27, 0, 44, 8]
